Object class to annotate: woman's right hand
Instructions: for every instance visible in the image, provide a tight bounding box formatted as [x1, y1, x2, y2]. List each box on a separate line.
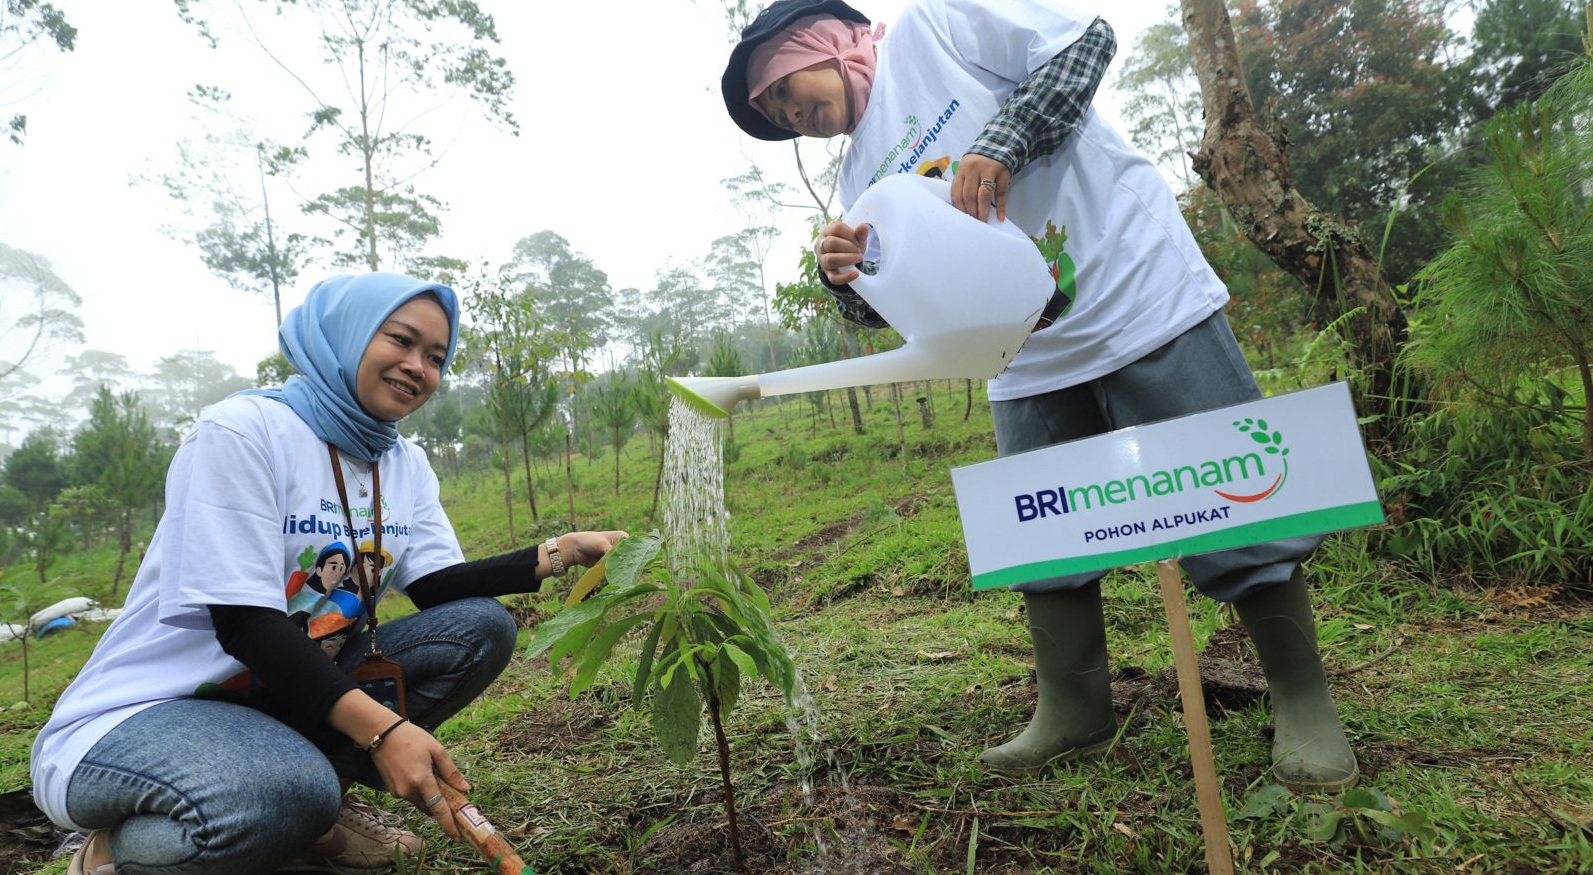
[369, 721, 469, 842]
[815, 221, 869, 285]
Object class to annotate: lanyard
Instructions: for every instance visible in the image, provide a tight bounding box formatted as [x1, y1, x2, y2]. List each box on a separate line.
[328, 443, 384, 655]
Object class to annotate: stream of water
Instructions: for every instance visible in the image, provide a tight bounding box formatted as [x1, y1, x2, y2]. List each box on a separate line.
[661, 398, 875, 871]
[660, 398, 730, 576]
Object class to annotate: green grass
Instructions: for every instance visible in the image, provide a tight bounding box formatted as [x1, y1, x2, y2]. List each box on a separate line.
[6, 379, 1593, 873]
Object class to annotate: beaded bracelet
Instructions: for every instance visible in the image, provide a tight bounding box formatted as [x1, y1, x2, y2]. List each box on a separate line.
[365, 716, 409, 753]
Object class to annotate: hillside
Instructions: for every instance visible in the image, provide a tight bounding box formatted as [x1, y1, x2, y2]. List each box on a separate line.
[2, 381, 1591, 874]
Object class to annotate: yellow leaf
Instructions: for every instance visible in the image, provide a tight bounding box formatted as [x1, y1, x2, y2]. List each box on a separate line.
[564, 556, 608, 607]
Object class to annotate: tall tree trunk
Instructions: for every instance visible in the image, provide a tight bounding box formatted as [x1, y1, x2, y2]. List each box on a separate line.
[1576, 349, 1593, 462]
[499, 416, 517, 548]
[493, 349, 519, 545]
[650, 454, 666, 526]
[519, 431, 540, 522]
[357, 41, 380, 271]
[891, 382, 907, 466]
[564, 431, 577, 527]
[836, 323, 866, 435]
[1180, 0, 1408, 449]
[113, 508, 131, 598]
[257, 149, 286, 330]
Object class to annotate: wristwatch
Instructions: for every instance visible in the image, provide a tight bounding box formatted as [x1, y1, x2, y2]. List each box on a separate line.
[543, 537, 565, 576]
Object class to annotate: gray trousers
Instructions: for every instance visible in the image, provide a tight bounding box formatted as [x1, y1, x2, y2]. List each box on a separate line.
[990, 310, 1321, 602]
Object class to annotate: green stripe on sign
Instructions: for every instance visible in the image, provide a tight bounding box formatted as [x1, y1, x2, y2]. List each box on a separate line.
[970, 502, 1385, 590]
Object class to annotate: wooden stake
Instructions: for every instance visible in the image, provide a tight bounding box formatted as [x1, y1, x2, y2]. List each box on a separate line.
[1154, 559, 1234, 875]
[437, 783, 534, 875]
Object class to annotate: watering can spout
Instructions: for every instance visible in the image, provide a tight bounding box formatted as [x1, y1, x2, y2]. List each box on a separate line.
[667, 375, 761, 419]
[666, 174, 1056, 418]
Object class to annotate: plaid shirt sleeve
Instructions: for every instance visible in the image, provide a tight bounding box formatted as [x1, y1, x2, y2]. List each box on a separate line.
[822, 272, 891, 329]
[968, 16, 1117, 174]
[824, 17, 1117, 329]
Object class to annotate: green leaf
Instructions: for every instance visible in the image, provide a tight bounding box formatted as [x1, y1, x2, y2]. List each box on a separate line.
[1236, 784, 1294, 820]
[571, 612, 652, 696]
[683, 611, 723, 648]
[658, 644, 697, 690]
[741, 621, 797, 696]
[653, 670, 701, 766]
[549, 615, 602, 669]
[1340, 787, 1390, 812]
[603, 534, 663, 589]
[528, 579, 665, 661]
[1361, 809, 1436, 841]
[741, 574, 774, 614]
[1307, 810, 1345, 843]
[965, 816, 979, 875]
[713, 651, 741, 713]
[720, 639, 760, 679]
[704, 610, 744, 640]
[631, 620, 665, 708]
[563, 555, 608, 606]
[525, 597, 609, 661]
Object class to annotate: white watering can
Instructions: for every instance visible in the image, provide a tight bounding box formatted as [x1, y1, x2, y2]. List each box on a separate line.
[669, 173, 1056, 418]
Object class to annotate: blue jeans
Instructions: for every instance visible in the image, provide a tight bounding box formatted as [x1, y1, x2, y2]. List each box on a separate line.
[64, 597, 518, 875]
[990, 311, 1322, 601]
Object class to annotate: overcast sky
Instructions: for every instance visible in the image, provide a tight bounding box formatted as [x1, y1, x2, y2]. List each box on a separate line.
[0, 0, 1161, 392]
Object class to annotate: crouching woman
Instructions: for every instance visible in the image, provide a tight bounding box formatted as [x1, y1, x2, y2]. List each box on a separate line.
[33, 272, 625, 874]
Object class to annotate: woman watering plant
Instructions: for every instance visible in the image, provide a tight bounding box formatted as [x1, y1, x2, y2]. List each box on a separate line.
[31, 272, 626, 874]
[721, 0, 1357, 791]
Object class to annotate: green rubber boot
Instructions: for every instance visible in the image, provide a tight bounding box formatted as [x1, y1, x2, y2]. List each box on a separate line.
[978, 584, 1117, 776]
[1232, 568, 1359, 793]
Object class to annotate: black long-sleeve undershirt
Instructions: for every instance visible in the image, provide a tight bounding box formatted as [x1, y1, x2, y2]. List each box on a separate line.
[207, 544, 544, 738]
[404, 544, 542, 608]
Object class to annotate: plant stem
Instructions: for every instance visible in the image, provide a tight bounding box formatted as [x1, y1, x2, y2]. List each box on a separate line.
[706, 683, 746, 872]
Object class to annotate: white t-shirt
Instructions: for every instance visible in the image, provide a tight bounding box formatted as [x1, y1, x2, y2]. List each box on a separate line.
[30, 395, 465, 829]
[838, 0, 1230, 401]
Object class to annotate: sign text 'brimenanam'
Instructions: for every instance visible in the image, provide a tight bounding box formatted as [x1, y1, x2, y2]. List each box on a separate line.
[1013, 444, 1282, 544]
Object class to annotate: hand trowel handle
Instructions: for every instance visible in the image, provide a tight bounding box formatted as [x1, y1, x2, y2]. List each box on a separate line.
[437, 782, 534, 875]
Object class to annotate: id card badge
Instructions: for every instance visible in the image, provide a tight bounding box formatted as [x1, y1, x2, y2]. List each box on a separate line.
[350, 652, 407, 717]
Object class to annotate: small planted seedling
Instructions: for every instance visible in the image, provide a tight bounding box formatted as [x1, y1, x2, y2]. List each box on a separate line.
[527, 533, 798, 872]
[1303, 787, 1436, 850]
[1238, 783, 1436, 853]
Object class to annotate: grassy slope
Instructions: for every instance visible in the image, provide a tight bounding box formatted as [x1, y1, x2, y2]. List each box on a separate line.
[5, 379, 1592, 874]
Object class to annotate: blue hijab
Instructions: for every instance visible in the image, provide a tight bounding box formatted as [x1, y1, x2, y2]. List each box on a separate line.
[248, 272, 460, 462]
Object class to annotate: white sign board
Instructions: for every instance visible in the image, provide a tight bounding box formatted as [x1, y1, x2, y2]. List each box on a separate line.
[951, 382, 1384, 590]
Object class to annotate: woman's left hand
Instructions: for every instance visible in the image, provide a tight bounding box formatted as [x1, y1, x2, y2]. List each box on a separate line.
[952, 153, 1012, 223]
[555, 531, 628, 568]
